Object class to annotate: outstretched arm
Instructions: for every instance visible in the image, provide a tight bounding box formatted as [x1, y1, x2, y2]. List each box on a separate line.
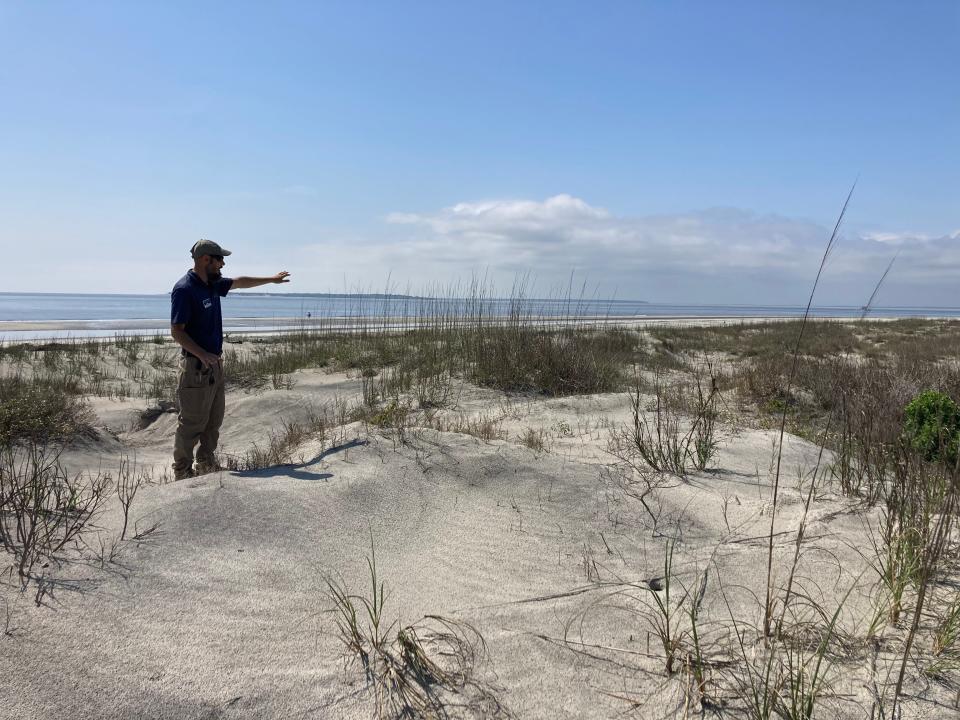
[231, 272, 291, 290]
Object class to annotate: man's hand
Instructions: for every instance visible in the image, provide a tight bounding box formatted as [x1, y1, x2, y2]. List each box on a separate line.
[171, 324, 221, 368]
[196, 350, 222, 369]
[272, 271, 291, 284]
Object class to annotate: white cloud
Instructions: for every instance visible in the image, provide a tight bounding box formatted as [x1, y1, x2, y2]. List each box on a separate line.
[294, 195, 960, 305]
[383, 197, 825, 275]
[387, 193, 609, 234]
[861, 230, 960, 246]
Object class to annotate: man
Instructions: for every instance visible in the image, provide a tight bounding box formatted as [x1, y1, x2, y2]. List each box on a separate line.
[170, 239, 290, 479]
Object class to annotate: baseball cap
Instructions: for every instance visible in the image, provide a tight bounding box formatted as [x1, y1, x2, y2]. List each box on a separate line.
[191, 239, 232, 259]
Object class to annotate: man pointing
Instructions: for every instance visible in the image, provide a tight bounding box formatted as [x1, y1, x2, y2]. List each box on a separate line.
[170, 239, 290, 479]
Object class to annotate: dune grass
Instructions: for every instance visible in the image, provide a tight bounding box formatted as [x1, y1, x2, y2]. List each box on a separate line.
[324, 537, 503, 718]
[5, 286, 960, 714]
[0, 375, 94, 445]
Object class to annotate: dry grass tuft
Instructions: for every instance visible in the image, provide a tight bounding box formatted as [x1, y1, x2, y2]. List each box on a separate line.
[325, 539, 508, 718]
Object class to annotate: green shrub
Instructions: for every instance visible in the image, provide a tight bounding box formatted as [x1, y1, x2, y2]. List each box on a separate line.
[904, 390, 960, 464]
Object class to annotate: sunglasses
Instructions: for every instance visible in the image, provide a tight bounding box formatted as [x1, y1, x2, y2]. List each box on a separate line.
[208, 255, 224, 263]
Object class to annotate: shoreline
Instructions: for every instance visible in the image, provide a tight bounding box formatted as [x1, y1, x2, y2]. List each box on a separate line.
[0, 313, 909, 343]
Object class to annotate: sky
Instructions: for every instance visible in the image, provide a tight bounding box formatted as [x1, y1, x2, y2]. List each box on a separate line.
[0, 1, 957, 305]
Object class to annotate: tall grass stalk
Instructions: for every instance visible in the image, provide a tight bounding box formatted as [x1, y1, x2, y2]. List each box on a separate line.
[764, 183, 855, 640]
[777, 587, 854, 720]
[888, 456, 958, 716]
[648, 537, 683, 675]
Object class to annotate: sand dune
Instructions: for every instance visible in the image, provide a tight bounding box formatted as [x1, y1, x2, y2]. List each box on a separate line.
[1, 368, 955, 719]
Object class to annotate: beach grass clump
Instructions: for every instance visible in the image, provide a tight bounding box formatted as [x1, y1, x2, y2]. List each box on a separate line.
[866, 440, 959, 621]
[0, 375, 93, 444]
[212, 280, 641, 399]
[367, 399, 411, 430]
[324, 539, 496, 718]
[466, 326, 630, 396]
[610, 364, 720, 476]
[650, 319, 863, 360]
[518, 427, 546, 452]
[928, 591, 960, 678]
[688, 319, 960, 502]
[878, 450, 959, 715]
[222, 318, 633, 401]
[219, 416, 322, 472]
[0, 335, 181, 411]
[576, 537, 722, 710]
[646, 538, 688, 676]
[724, 592, 850, 720]
[223, 338, 325, 391]
[425, 412, 507, 442]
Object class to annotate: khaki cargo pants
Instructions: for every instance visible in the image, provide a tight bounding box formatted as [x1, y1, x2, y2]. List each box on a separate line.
[172, 356, 225, 478]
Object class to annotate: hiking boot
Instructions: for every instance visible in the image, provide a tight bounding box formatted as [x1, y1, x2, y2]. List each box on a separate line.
[173, 466, 194, 481]
[195, 460, 225, 476]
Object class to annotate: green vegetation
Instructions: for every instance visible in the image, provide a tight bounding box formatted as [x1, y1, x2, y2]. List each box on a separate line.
[0, 376, 92, 444]
[904, 389, 960, 465]
[4, 311, 960, 714]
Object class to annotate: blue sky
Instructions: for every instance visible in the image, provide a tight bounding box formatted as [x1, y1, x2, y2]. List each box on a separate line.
[1, 1, 957, 304]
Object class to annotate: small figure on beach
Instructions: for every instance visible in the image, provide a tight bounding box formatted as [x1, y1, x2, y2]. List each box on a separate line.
[170, 239, 291, 479]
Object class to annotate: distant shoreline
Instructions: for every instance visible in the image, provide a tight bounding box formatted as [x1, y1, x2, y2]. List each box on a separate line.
[0, 290, 654, 303]
[0, 313, 924, 344]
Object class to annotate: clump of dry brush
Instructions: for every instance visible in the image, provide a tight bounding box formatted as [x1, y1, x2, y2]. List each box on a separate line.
[0, 441, 110, 587]
[609, 360, 722, 478]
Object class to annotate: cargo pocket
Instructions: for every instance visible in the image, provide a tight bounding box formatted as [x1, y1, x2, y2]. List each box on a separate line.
[177, 386, 210, 425]
[177, 362, 212, 424]
[179, 358, 210, 388]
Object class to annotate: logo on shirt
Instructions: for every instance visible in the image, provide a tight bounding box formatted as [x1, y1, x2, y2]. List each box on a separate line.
[203, 299, 213, 310]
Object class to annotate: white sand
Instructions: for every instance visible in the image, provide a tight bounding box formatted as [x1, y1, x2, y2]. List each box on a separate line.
[0, 314, 879, 346]
[0, 369, 955, 718]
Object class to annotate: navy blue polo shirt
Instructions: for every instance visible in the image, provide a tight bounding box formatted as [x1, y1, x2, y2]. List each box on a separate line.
[171, 271, 234, 355]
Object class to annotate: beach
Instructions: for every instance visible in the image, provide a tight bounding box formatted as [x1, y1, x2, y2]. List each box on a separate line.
[4, 1, 955, 716]
[2, 318, 959, 719]
[3, 291, 953, 344]
[0, 313, 900, 346]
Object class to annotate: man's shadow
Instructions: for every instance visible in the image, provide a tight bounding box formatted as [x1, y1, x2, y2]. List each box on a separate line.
[229, 437, 367, 481]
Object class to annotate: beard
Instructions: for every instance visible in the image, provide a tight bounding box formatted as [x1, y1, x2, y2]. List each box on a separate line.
[207, 270, 222, 283]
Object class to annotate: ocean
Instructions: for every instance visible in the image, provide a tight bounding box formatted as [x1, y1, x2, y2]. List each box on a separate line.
[1, 292, 958, 341]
